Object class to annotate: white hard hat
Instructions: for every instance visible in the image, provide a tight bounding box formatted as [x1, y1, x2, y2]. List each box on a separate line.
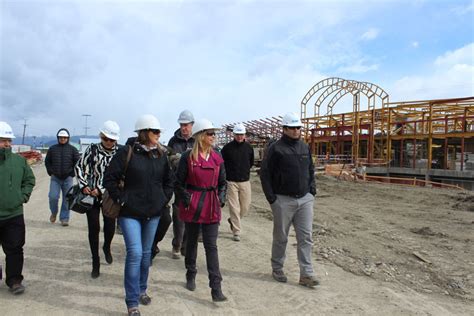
[100, 120, 120, 140]
[192, 118, 218, 136]
[57, 129, 70, 138]
[282, 112, 302, 127]
[233, 123, 246, 134]
[0, 121, 15, 139]
[177, 110, 194, 124]
[135, 114, 162, 132]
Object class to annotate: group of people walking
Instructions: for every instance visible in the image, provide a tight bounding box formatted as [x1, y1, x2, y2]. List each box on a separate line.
[0, 110, 319, 316]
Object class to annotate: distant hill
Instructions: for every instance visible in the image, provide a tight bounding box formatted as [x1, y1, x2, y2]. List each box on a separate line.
[13, 135, 94, 148]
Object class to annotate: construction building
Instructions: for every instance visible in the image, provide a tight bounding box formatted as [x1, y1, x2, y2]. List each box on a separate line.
[219, 77, 474, 189]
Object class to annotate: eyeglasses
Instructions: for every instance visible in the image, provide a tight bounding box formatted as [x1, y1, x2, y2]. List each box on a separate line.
[206, 131, 216, 136]
[101, 136, 116, 143]
[148, 129, 161, 135]
[285, 126, 302, 130]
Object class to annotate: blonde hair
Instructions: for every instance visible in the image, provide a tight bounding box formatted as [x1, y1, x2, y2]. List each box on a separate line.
[191, 131, 212, 161]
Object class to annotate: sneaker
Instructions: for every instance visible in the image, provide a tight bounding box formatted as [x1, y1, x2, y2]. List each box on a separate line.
[9, 283, 25, 295]
[272, 270, 288, 283]
[139, 293, 151, 305]
[60, 220, 69, 227]
[172, 247, 181, 259]
[128, 307, 141, 316]
[49, 214, 57, 223]
[299, 275, 320, 287]
[232, 235, 240, 242]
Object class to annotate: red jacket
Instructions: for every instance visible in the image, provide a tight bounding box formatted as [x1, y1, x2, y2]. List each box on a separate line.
[176, 150, 226, 224]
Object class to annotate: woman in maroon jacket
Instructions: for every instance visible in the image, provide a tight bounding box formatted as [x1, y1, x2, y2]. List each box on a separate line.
[175, 118, 227, 302]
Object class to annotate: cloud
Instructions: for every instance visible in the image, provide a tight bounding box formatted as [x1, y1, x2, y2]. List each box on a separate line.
[391, 42, 474, 100]
[434, 43, 474, 67]
[361, 28, 379, 41]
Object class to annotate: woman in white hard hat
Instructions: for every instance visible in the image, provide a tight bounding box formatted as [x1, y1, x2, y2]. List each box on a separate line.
[104, 114, 174, 316]
[175, 118, 228, 302]
[75, 121, 121, 278]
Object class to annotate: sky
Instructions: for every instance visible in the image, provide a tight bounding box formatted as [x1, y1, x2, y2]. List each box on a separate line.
[1, 0, 473, 143]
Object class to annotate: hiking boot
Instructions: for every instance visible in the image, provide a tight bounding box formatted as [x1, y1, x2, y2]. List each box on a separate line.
[91, 258, 100, 279]
[60, 220, 69, 227]
[49, 214, 57, 223]
[211, 288, 227, 302]
[9, 283, 25, 295]
[232, 234, 240, 242]
[172, 247, 181, 259]
[186, 277, 196, 291]
[139, 293, 151, 305]
[127, 307, 140, 316]
[299, 275, 320, 288]
[272, 270, 287, 283]
[103, 246, 113, 264]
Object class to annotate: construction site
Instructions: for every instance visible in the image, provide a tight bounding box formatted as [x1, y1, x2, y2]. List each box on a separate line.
[219, 77, 474, 190]
[2, 77, 473, 315]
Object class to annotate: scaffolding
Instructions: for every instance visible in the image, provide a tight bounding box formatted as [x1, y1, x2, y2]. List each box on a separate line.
[300, 78, 474, 171]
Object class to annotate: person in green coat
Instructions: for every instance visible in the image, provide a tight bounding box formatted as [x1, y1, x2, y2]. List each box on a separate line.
[0, 121, 35, 295]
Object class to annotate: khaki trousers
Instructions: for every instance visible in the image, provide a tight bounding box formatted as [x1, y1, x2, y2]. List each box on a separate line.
[227, 181, 251, 235]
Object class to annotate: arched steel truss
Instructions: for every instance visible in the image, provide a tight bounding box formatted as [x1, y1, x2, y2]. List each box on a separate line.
[300, 77, 390, 162]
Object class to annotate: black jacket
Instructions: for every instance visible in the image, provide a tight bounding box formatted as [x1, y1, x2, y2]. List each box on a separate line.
[221, 140, 254, 182]
[45, 143, 80, 179]
[260, 134, 316, 204]
[103, 144, 175, 219]
[168, 129, 195, 154]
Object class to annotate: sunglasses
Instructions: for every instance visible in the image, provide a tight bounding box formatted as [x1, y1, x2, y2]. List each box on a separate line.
[101, 136, 116, 143]
[206, 131, 216, 136]
[285, 126, 302, 130]
[148, 129, 161, 135]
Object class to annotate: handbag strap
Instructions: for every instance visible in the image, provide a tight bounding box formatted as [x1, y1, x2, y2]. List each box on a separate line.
[122, 145, 133, 178]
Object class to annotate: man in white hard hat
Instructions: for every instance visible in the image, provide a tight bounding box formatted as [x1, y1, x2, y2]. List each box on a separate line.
[166, 110, 196, 259]
[221, 123, 254, 241]
[45, 128, 80, 226]
[260, 112, 319, 288]
[0, 121, 35, 295]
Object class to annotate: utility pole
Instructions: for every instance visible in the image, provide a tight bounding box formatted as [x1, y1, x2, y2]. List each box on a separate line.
[22, 119, 28, 145]
[82, 114, 91, 136]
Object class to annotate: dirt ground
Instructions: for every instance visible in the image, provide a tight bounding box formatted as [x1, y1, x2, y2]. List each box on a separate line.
[0, 165, 473, 315]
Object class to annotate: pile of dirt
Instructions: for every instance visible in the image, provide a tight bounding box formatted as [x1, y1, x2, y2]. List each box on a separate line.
[252, 174, 474, 301]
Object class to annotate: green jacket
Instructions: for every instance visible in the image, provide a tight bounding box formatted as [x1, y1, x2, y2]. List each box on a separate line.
[0, 148, 36, 220]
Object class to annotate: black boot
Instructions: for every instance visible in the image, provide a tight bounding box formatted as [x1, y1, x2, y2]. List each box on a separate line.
[186, 276, 196, 291]
[211, 288, 227, 302]
[103, 245, 113, 264]
[91, 258, 100, 279]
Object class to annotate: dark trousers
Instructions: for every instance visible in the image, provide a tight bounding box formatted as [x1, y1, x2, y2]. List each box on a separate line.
[172, 204, 186, 251]
[185, 222, 222, 289]
[86, 205, 115, 260]
[0, 215, 25, 287]
[152, 206, 172, 250]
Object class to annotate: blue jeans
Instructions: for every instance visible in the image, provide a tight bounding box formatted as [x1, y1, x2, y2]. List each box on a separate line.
[119, 216, 160, 309]
[48, 176, 74, 221]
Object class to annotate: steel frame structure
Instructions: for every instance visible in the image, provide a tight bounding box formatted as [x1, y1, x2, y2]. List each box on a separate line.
[301, 77, 474, 170]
